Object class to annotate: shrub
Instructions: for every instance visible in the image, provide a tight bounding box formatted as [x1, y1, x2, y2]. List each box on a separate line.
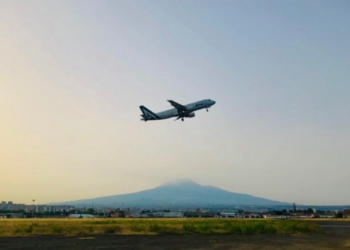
[87, 226, 94, 233]
[103, 226, 122, 234]
[25, 225, 34, 234]
[149, 223, 160, 233]
[50, 224, 63, 234]
[183, 224, 197, 234]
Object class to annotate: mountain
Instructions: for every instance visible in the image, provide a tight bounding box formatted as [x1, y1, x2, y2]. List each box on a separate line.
[56, 179, 289, 207]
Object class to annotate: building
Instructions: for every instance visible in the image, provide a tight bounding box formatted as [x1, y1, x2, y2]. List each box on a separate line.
[67, 214, 95, 218]
[0, 213, 23, 218]
[220, 212, 236, 218]
[133, 210, 184, 218]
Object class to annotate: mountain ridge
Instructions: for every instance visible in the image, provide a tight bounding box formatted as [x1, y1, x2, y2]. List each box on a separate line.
[52, 179, 289, 207]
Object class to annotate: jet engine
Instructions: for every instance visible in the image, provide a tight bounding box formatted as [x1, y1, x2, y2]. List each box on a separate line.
[186, 112, 195, 118]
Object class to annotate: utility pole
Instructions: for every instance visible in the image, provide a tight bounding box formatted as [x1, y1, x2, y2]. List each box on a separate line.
[32, 199, 35, 218]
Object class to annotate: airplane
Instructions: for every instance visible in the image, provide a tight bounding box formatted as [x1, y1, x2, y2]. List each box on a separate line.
[139, 99, 216, 121]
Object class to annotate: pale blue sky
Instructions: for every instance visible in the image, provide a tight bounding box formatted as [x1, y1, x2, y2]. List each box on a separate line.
[1, 0, 349, 205]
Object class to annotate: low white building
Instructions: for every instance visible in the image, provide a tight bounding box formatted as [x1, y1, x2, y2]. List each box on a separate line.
[67, 214, 95, 218]
[133, 211, 184, 218]
[220, 212, 236, 218]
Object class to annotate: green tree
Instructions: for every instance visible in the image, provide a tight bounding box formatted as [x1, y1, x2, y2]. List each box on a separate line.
[87, 208, 95, 214]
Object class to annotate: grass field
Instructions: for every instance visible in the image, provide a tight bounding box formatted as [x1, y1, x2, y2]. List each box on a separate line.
[0, 218, 324, 236]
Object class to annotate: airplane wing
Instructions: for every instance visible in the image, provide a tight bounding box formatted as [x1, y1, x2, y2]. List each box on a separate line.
[168, 100, 187, 113]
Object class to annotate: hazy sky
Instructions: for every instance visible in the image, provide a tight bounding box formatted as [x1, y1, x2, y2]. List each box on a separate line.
[1, 0, 349, 205]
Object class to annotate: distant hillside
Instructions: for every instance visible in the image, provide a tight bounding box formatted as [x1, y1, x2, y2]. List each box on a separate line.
[55, 179, 289, 207]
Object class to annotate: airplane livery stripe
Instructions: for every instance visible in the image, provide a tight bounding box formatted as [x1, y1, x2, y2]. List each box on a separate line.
[140, 106, 160, 119]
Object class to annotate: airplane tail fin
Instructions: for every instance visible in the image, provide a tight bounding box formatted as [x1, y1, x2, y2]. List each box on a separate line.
[139, 106, 160, 121]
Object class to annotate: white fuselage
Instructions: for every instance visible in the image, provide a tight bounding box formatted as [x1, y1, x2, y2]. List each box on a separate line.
[156, 99, 216, 120]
